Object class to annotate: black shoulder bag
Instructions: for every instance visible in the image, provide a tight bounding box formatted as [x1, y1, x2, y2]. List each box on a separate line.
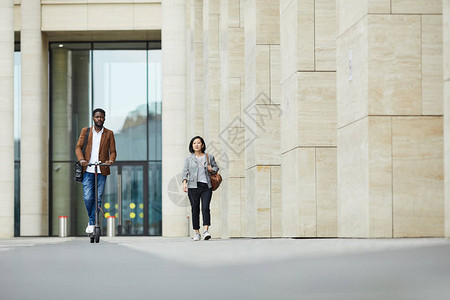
[74, 127, 90, 182]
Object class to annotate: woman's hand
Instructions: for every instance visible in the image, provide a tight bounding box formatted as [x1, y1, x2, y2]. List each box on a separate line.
[207, 165, 213, 173]
[182, 181, 188, 193]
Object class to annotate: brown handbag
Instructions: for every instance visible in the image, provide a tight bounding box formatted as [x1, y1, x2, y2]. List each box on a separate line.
[206, 153, 222, 191]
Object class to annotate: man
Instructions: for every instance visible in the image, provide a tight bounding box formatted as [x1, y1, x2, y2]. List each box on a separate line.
[75, 108, 117, 234]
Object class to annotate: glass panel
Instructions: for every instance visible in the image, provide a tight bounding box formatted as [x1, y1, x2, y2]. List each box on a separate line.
[101, 165, 119, 234]
[14, 50, 20, 236]
[51, 162, 86, 236]
[51, 47, 91, 162]
[74, 179, 86, 235]
[93, 42, 147, 50]
[49, 42, 162, 236]
[14, 52, 21, 161]
[50, 44, 91, 236]
[71, 49, 92, 152]
[14, 162, 20, 237]
[148, 162, 162, 235]
[51, 162, 72, 235]
[93, 50, 147, 161]
[121, 165, 144, 235]
[148, 49, 162, 161]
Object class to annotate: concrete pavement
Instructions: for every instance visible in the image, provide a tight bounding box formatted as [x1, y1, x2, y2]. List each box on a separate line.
[1, 237, 450, 299]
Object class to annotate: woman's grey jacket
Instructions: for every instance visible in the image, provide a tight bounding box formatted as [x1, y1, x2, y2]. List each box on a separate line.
[182, 153, 219, 189]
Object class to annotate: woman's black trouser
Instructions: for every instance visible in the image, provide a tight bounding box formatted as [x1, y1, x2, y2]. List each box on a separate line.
[188, 182, 212, 230]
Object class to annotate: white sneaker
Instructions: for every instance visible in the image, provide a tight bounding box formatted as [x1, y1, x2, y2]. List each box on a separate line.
[193, 233, 201, 241]
[85, 223, 94, 234]
[203, 231, 211, 240]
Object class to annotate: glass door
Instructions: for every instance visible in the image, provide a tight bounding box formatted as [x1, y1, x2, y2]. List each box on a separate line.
[102, 162, 148, 235]
[49, 42, 162, 236]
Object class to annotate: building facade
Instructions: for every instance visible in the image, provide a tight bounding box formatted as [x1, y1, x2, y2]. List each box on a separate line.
[1, 0, 449, 239]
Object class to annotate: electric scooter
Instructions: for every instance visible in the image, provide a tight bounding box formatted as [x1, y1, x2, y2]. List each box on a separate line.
[87, 162, 108, 244]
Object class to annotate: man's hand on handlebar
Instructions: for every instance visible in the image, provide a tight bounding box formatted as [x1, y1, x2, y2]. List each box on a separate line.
[80, 159, 88, 167]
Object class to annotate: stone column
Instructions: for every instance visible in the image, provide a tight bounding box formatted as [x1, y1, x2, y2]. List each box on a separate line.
[187, 0, 204, 138]
[162, 0, 188, 236]
[184, 0, 206, 237]
[0, 0, 15, 238]
[20, 0, 49, 236]
[337, 0, 443, 237]
[280, 0, 337, 238]
[202, 0, 222, 238]
[244, 0, 281, 237]
[444, 0, 450, 238]
[219, 0, 246, 238]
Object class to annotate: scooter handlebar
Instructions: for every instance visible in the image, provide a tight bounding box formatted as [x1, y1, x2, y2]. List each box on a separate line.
[87, 162, 111, 167]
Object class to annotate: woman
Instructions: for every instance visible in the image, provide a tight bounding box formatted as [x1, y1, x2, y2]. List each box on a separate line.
[182, 136, 219, 241]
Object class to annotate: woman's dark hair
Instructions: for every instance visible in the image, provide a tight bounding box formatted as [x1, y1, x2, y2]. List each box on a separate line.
[189, 136, 206, 153]
[92, 108, 106, 117]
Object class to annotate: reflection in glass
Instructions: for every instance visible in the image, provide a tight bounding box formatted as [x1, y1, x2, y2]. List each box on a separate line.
[14, 51, 21, 236]
[14, 52, 21, 161]
[51, 47, 91, 162]
[50, 42, 162, 236]
[93, 50, 147, 161]
[51, 162, 85, 235]
[148, 162, 162, 235]
[148, 50, 162, 161]
[93, 42, 147, 50]
[121, 166, 144, 235]
[101, 166, 118, 234]
[50, 45, 91, 235]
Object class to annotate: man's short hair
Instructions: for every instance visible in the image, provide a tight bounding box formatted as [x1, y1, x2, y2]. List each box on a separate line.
[92, 108, 106, 117]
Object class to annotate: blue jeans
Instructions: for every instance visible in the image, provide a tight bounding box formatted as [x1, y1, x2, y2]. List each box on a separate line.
[82, 172, 106, 226]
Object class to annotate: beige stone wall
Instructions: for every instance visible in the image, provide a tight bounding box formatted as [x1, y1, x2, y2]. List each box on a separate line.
[337, 0, 444, 237]
[0, 0, 15, 238]
[280, 0, 338, 237]
[444, 0, 450, 238]
[187, 0, 204, 138]
[40, 0, 161, 31]
[20, 0, 49, 236]
[7, 0, 448, 238]
[244, 0, 281, 237]
[219, 0, 246, 238]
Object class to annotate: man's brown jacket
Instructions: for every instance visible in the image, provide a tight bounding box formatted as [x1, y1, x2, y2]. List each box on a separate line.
[75, 127, 117, 176]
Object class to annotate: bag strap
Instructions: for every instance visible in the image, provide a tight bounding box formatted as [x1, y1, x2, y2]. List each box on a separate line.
[81, 127, 90, 157]
[206, 153, 215, 174]
[206, 153, 211, 173]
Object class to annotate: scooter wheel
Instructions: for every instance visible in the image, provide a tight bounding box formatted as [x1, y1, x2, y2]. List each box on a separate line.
[94, 227, 101, 243]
